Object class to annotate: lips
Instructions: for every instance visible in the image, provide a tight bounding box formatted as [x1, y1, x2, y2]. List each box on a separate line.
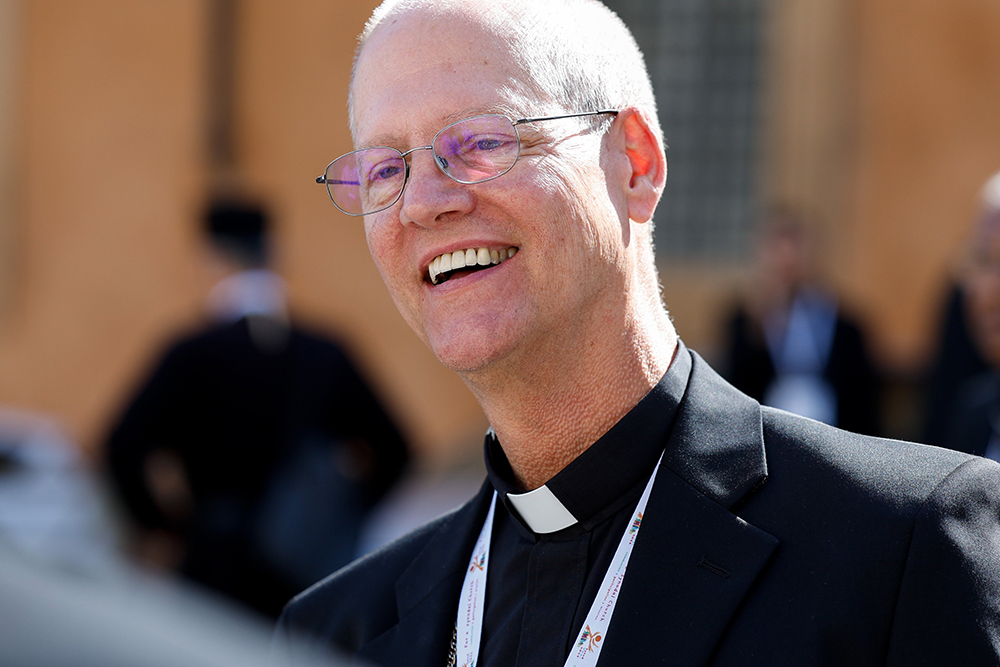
[428, 246, 518, 285]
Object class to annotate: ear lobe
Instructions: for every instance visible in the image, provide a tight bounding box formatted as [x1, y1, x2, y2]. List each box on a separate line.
[619, 109, 666, 224]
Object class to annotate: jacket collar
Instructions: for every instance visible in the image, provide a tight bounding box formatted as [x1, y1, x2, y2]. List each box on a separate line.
[363, 345, 775, 666]
[663, 347, 768, 510]
[600, 349, 776, 665]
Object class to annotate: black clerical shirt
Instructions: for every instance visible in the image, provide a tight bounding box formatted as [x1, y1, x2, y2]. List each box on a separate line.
[479, 350, 691, 666]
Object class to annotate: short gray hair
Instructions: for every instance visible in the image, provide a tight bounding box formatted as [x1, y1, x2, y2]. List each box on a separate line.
[349, 0, 661, 145]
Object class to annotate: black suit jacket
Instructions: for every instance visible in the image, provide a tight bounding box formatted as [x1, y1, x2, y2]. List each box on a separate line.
[277, 351, 1000, 665]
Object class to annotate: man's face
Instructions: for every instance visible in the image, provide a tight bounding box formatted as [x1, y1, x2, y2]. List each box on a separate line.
[351, 8, 631, 376]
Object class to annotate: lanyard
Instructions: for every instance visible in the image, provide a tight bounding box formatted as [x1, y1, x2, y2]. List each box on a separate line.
[454, 452, 664, 667]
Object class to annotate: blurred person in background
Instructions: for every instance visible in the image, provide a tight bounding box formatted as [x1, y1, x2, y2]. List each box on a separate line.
[940, 170, 1000, 459]
[722, 205, 881, 436]
[922, 174, 999, 447]
[105, 201, 409, 618]
[921, 284, 989, 446]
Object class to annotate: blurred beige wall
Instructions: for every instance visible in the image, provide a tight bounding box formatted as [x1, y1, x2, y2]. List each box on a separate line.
[0, 0, 22, 318]
[845, 0, 1000, 369]
[675, 0, 1000, 375]
[0, 0, 999, 462]
[0, 1, 206, 457]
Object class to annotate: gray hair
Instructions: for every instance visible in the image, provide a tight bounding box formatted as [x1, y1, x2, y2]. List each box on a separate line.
[348, 0, 661, 145]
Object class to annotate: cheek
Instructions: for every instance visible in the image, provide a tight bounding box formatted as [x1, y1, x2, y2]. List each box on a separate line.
[548, 165, 626, 264]
[365, 223, 428, 340]
[363, 216, 424, 326]
[525, 166, 628, 312]
[364, 217, 401, 281]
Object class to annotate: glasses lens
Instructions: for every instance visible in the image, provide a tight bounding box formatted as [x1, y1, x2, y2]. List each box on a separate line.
[326, 148, 406, 215]
[433, 115, 520, 184]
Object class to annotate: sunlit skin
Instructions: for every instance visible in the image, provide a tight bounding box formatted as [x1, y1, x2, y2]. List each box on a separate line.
[352, 4, 674, 489]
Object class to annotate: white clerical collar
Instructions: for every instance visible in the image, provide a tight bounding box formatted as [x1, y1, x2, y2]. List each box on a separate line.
[207, 269, 288, 322]
[505, 484, 577, 534]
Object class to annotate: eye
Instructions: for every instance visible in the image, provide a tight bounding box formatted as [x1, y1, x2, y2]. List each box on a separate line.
[372, 163, 403, 181]
[464, 134, 516, 154]
[362, 158, 404, 186]
[472, 137, 506, 151]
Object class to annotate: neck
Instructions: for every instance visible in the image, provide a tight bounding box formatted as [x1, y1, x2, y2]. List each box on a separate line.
[464, 307, 677, 491]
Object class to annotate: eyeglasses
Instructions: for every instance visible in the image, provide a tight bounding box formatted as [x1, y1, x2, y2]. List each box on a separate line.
[316, 110, 619, 216]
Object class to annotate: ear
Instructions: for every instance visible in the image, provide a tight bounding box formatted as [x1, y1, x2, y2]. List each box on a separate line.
[615, 108, 666, 224]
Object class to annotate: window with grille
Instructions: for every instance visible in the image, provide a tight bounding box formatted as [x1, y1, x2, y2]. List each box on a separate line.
[605, 0, 765, 261]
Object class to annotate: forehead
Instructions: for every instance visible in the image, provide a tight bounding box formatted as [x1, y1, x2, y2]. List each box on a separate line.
[351, 7, 535, 145]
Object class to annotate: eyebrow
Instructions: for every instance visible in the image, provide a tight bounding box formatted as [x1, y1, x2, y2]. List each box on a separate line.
[358, 103, 530, 150]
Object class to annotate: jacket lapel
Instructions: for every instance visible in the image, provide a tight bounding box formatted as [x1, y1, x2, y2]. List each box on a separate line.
[600, 351, 779, 665]
[357, 482, 495, 667]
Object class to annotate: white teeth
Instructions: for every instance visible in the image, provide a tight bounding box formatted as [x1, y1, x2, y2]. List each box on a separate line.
[429, 255, 441, 284]
[427, 246, 518, 284]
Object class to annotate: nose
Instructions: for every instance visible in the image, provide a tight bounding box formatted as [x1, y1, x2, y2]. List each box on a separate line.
[397, 148, 475, 228]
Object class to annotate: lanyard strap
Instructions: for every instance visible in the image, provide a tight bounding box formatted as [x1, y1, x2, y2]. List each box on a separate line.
[454, 491, 497, 667]
[454, 452, 664, 667]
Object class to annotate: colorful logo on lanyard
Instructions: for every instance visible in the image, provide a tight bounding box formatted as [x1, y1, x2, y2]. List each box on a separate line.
[629, 512, 643, 535]
[577, 624, 603, 652]
[469, 552, 486, 572]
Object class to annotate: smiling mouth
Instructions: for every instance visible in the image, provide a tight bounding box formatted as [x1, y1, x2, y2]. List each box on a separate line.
[428, 246, 518, 285]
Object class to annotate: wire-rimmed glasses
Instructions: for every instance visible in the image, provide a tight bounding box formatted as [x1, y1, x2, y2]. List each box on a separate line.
[316, 110, 619, 216]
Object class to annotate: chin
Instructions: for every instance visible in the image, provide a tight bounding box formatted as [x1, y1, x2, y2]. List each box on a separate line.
[423, 312, 527, 375]
[432, 344, 505, 375]
[426, 331, 520, 375]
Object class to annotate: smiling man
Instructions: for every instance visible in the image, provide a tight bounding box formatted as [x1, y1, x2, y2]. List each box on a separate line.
[275, 1, 1000, 665]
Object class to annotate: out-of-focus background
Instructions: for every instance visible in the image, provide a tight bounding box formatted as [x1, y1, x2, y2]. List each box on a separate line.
[0, 0, 999, 642]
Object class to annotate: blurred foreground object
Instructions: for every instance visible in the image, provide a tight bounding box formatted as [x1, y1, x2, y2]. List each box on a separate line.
[0, 542, 347, 667]
[105, 201, 409, 617]
[722, 206, 881, 435]
[0, 406, 119, 575]
[941, 171, 1000, 460]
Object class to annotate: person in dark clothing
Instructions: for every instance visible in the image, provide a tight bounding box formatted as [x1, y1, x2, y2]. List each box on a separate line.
[106, 202, 408, 618]
[942, 170, 1000, 460]
[922, 284, 989, 446]
[722, 207, 881, 436]
[276, 2, 1000, 664]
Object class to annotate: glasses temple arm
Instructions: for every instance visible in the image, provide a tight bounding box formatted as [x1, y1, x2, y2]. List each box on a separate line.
[512, 109, 619, 125]
[317, 176, 361, 186]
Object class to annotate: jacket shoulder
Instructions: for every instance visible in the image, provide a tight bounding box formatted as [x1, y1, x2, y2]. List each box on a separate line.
[760, 406, 977, 503]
